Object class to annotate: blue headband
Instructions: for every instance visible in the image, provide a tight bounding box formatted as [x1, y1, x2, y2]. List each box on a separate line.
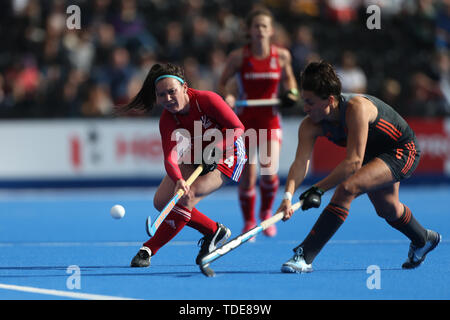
[154, 75, 185, 85]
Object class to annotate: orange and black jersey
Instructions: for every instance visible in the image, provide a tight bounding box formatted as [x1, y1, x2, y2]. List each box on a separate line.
[320, 93, 420, 181]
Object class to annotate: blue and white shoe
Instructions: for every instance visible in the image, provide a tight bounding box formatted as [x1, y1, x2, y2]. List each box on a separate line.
[402, 229, 441, 269]
[281, 246, 313, 273]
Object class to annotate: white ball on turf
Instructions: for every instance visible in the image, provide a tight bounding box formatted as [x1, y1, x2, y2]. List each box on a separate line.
[110, 204, 125, 219]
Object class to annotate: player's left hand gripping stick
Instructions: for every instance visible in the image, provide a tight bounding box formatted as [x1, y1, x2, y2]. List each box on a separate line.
[146, 165, 204, 237]
[199, 200, 303, 277]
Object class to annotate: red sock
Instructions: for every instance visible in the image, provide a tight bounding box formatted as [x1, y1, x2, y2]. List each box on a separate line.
[143, 204, 191, 255]
[187, 207, 218, 235]
[239, 186, 256, 224]
[259, 175, 279, 217]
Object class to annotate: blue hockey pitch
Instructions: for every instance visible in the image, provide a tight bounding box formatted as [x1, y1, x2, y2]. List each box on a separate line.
[0, 186, 448, 300]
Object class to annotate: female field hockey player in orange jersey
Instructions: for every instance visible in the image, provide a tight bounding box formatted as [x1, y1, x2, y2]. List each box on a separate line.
[218, 7, 299, 239]
[277, 61, 440, 273]
[125, 63, 247, 268]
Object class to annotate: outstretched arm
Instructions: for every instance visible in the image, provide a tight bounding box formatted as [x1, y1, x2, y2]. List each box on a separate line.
[279, 48, 299, 107]
[217, 49, 242, 108]
[278, 117, 321, 220]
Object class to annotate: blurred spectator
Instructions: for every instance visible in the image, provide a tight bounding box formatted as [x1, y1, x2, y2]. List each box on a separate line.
[207, 47, 227, 91]
[417, 0, 437, 19]
[214, 6, 243, 51]
[336, 51, 367, 93]
[288, 0, 321, 17]
[380, 78, 402, 110]
[0, 74, 5, 106]
[81, 82, 114, 117]
[3, 55, 41, 117]
[272, 22, 291, 48]
[135, 48, 157, 81]
[325, 0, 359, 24]
[93, 23, 117, 67]
[60, 68, 86, 117]
[0, 0, 446, 119]
[85, 0, 114, 28]
[38, 63, 64, 116]
[290, 25, 317, 78]
[183, 56, 212, 91]
[111, 0, 158, 56]
[408, 71, 446, 117]
[64, 29, 96, 73]
[433, 50, 450, 114]
[94, 46, 136, 105]
[436, 0, 450, 51]
[16, 55, 40, 96]
[161, 21, 185, 64]
[185, 15, 217, 64]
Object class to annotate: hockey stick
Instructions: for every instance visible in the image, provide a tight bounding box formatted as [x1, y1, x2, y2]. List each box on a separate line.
[146, 164, 204, 237]
[199, 200, 303, 277]
[234, 98, 280, 107]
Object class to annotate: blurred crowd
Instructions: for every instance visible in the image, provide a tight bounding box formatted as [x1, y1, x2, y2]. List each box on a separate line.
[0, 0, 449, 118]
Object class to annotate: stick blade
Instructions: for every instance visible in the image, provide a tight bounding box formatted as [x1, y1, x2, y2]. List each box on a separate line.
[199, 264, 216, 277]
[145, 216, 153, 237]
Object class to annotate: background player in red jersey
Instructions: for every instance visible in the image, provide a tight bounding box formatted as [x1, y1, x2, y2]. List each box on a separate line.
[218, 7, 299, 239]
[125, 63, 247, 268]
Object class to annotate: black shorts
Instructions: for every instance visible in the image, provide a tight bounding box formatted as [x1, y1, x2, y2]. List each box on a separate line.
[364, 140, 421, 182]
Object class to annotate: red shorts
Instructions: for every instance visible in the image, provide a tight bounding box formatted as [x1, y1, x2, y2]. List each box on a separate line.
[237, 107, 282, 149]
[216, 136, 247, 182]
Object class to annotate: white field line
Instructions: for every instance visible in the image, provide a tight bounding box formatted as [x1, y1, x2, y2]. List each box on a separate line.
[0, 283, 137, 300]
[0, 239, 447, 248]
[0, 241, 194, 247]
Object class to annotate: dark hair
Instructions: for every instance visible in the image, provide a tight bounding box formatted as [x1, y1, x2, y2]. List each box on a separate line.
[245, 7, 274, 29]
[300, 61, 341, 99]
[124, 63, 186, 112]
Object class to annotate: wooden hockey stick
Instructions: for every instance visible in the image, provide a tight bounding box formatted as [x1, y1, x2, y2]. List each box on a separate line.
[146, 165, 204, 237]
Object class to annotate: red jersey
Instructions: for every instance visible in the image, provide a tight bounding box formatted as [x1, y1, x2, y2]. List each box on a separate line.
[159, 88, 245, 182]
[237, 44, 283, 141]
[238, 44, 282, 101]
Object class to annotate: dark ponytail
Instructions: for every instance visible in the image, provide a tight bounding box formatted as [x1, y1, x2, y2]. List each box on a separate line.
[123, 63, 186, 112]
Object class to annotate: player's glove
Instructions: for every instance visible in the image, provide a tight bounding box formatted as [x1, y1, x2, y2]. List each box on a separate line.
[299, 186, 325, 210]
[200, 148, 218, 176]
[281, 88, 299, 108]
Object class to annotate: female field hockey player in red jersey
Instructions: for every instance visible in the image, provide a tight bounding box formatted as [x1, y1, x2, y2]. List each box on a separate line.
[218, 7, 299, 239]
[277, 61, 441, 273]
[126, 63, 247, 267]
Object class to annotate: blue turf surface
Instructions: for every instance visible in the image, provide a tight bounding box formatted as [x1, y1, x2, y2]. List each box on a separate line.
[0, 186, 448, 300]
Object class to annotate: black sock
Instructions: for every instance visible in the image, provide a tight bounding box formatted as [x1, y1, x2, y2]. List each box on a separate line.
[387, 205, 427, 247]
[298, 203, 349, 264]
